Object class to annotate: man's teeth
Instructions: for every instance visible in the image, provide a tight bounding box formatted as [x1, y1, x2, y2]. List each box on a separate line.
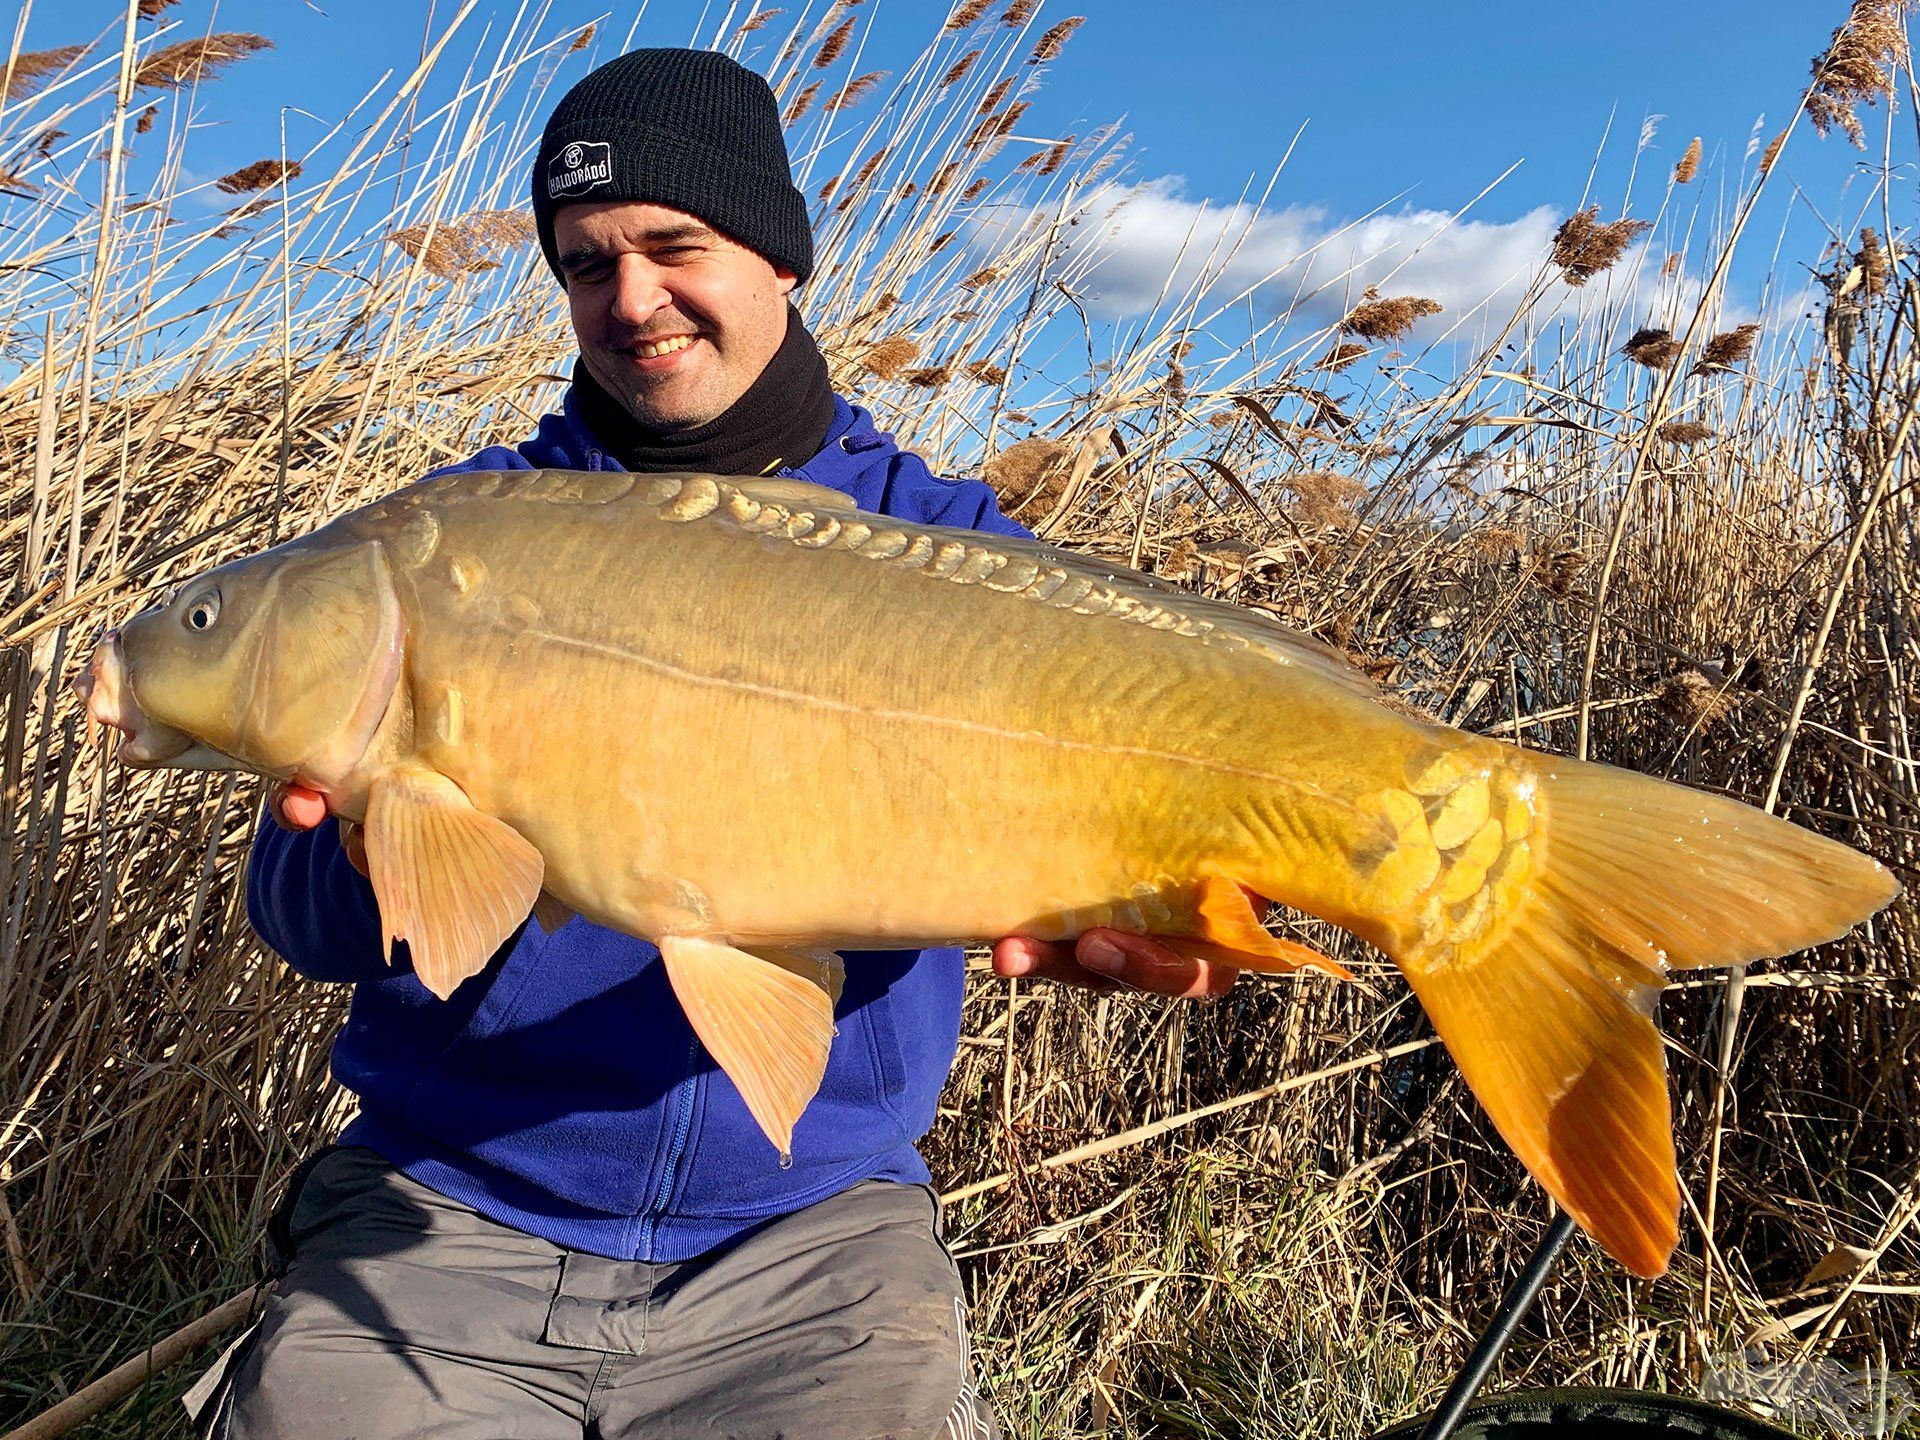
[637, 336, 694, 359]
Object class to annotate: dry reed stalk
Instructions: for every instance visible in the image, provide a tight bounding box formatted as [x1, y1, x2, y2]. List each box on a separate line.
[1028, 17, 1085, 64]
[133, 34, 273, 90]
[1674, 136, 1702, 183]
[1550, 206, 1651, 285]
[1339, 293, 1442, 341]
[1622, 327, 1680, 370]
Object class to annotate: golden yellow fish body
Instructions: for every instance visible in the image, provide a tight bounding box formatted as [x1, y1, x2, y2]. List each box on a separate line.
[357, 469, 1507, 960]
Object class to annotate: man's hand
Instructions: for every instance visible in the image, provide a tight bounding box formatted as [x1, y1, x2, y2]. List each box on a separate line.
[268, 781, 369, 877]
[991, 929, 1238, 1000]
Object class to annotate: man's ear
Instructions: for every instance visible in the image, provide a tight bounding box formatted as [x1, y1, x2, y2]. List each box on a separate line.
[774, 266, 798, 297]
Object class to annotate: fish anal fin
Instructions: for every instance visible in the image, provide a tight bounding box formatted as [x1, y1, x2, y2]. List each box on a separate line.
[532, 891, 577, 934]
[365, 763, 544, 1000]
[1181, 874, 1352, 979]
[1405, 951, 1676, 1278]
[658, 938, 841, 1155]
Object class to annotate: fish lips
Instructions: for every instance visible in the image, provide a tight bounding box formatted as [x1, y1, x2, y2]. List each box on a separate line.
[72, 629, 195, 767]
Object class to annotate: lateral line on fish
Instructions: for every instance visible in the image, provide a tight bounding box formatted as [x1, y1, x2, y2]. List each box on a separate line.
[522, 626, 1346, 805]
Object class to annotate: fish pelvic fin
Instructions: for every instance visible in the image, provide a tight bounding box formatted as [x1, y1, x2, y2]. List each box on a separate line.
[658, 939, 844, 1157]
[1162, 875, 1352, 978]
[365, 762, 545, 1000]
[1385, 751, 1899, 1278]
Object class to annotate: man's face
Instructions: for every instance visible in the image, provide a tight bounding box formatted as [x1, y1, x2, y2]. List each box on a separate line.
[554, 200, 798, 431]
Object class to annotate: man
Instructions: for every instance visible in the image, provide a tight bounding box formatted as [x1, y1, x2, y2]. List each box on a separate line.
[202, 48, 1236, 1440]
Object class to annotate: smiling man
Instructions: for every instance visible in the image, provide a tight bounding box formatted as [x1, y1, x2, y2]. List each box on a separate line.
[205, 47, 1235, 1440]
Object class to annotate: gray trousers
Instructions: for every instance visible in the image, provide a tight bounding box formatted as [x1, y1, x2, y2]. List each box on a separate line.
[188, 1147, 998, 1440]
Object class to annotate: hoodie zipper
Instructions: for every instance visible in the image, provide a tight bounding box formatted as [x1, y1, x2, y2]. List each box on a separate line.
[635, 1033, 699, 1259]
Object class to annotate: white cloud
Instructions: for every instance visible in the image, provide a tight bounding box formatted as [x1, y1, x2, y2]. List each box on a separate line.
[987, 176, 1720, 343]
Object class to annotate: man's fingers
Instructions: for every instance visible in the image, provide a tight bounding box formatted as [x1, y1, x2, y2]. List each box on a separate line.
[1076, 929, 1239, 1000]
[338, 819, 370, 878]
[990, 931, 1239, 999]
[269, 782, 329, 832]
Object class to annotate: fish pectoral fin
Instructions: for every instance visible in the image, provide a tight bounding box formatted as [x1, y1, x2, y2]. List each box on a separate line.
[531, 891, 578, 934]
[365, 763, 545, 1001]
[658, 938, 843, 1156]
[1173, 875, 1352, 979]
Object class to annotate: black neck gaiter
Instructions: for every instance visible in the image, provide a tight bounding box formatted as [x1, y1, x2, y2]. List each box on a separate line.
[573, 304, 836, 477]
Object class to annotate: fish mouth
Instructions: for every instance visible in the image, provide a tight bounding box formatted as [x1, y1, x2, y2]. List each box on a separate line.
[71, 630, 194, 767]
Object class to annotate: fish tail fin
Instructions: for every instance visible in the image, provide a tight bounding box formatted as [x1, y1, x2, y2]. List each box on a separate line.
[1394, 756, 1898, 1277]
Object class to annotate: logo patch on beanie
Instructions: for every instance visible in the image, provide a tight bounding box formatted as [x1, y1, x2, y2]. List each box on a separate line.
[547, 140, 613, 200]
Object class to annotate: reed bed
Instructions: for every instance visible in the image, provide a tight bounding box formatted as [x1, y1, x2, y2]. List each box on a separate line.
[2, 2, 1916, 1436]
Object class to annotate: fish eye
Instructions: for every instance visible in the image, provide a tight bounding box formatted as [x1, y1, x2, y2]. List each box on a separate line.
[183, 588, 221, 632]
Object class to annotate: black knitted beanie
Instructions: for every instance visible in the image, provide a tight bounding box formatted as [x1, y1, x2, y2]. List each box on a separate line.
[531, 48, 814, 285]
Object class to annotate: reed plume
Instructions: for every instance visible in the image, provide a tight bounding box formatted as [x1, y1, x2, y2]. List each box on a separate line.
[214, 159, 300, 194]
[945, 0, 993, 30]
[1622, 327, 1679, 370]
[1807, 0, 1913, 146]
[813, 15, 856, 68]
[134, 34, 273, 90]
[1674, 136, 1701, 183]
[1339, 293, 1442, 341]
[4, 45, 86, 101]
[941, 49, 984, 87]
[1550, 206, 1650, 285]
[1693, 324, 1760, 374]
[1029, 17, 1086, 63]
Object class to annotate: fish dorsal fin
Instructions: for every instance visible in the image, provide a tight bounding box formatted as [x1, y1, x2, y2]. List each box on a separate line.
[364, 762, 545, 999]
[657, 938, 844, 1155]
[531, 891, 577, 934]
[1160, 875, 1352, 978]
[727, 477, 859, 512]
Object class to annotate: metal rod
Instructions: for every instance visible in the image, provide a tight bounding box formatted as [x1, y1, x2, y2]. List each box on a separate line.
[1416, 1211, 1578, 1440]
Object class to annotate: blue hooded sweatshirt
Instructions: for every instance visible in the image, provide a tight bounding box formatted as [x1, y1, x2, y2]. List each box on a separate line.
[246, 387, 1029, 1263]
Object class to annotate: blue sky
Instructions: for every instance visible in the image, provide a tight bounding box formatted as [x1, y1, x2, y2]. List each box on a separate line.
[12, 0, 1899, 344]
